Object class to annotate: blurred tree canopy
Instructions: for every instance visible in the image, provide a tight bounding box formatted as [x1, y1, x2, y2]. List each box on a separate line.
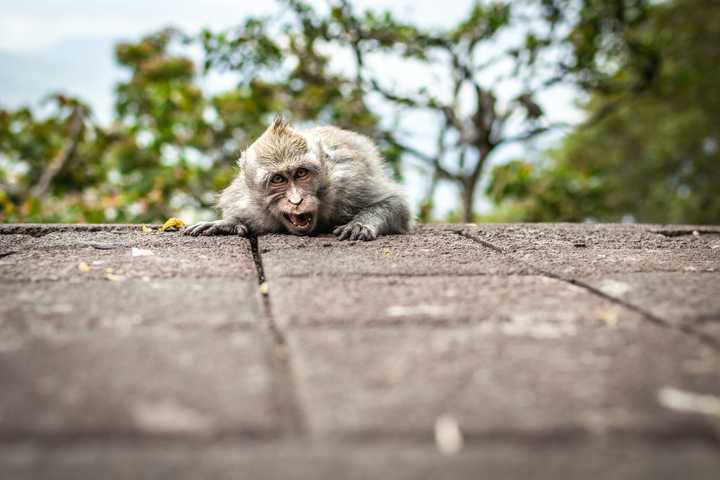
[487, 0, 720, 224]
[0, 0, 717, 224]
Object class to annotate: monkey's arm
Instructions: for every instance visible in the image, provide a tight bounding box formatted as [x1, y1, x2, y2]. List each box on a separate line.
[184, 176, 271, 237]
[333, 194, 411, 241]
[184, 219, 249, 236]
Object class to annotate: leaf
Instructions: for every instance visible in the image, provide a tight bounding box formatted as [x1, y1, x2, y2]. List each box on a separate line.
[159, 217, 186, 232]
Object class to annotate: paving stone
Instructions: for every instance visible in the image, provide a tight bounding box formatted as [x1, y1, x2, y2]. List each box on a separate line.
[463, 224, 720, 276]
[2, 223, 720, 479]
[0, 224, 143, 236]
[260, 225, 528, 277]
[1, 441, 719, 480]
[514, 247, 719, 276]
[586, 272, 720, 342]
[289, 325, 719, 438]
[0, 279, 260, 346]
[0, 230, 256, 281]
[465, 223, 720, 250]
[0, 332, 276, 437]
[270, 274, 634, 327]
[0, 234, 31, 256]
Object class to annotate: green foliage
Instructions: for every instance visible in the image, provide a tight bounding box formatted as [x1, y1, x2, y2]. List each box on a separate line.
[489, 0, 720, 224]
[0, 0, 717, 225]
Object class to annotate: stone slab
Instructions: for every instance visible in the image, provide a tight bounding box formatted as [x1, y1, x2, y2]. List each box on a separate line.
[288, 325, 719, 438]
[0, 279, 260, 347]
[259, 226, 529, 277]
[465, 223, 720, 250]
[0, 230, 256, 281]
[0, 332, 276, 437]
[1, 441, 719, 480]
[463, 224, 720, 276]
[270, 274, 635, 327]
[586, 272, 720, 342]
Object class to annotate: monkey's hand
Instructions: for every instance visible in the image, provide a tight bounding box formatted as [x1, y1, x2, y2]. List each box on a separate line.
[184, 220, 249, 237]
[333, 221, 378, 241]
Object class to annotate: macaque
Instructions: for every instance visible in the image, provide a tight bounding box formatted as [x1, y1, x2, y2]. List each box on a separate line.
[184, 118, 412, 241]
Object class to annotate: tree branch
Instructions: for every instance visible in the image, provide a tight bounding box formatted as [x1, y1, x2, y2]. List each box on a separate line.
[29, 106, 85, 200]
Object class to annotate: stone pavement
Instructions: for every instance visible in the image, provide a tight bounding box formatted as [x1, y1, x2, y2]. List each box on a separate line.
[0, 223, 719, 479]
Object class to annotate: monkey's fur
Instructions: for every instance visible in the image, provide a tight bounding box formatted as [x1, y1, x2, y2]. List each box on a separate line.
[184, 118, 412, 241]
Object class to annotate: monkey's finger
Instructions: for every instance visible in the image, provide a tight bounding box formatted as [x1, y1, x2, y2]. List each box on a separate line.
[337, 225, 352, 241]
[183, 223, 201, 236]
[203, 224, 223, 236]
[349, 224, 363, 241]
[358, 227, 375, 241]
[236, 225, 248, 237]
[183, 224, 200, 236]
[189, 222, 214, 236]
[332, 225, 345, 236]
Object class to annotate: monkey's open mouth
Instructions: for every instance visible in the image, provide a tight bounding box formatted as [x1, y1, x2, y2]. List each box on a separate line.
[284, 213, 313, 230]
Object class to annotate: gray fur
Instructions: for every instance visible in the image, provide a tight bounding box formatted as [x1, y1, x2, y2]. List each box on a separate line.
[184, 122, 412, 241]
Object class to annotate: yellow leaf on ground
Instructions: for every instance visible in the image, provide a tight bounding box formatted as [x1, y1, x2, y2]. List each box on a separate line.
[160, 217, 186, 232]
[141, 225, 154, 233]
[78, 261, 91, 273]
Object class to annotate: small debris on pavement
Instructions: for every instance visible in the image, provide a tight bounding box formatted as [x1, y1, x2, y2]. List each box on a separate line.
[597, 308, 620, 327]
[658, 387, 720, 418]
[131, 247, 154, 257]
[141, 225, 154, 234]
[77, 261, 91, 273]
[434, 414, 463, 455]
[160, 217, 186, 232]
[132, 400, 214, 435]
[105, 273, 126, 282]
[259, 282, 269, 296]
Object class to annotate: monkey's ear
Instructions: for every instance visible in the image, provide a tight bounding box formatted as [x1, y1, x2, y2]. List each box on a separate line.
[315, 140, 330, 166]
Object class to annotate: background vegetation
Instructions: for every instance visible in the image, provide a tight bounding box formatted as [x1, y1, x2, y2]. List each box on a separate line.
[1, 0, 718, 224]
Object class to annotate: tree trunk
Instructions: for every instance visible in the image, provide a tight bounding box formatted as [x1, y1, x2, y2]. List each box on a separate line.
[30, 106, 84, 200]
[460, 178, 476, 223]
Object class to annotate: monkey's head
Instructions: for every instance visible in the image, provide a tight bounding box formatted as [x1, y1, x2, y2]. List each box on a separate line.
[243, 118, 328, 235]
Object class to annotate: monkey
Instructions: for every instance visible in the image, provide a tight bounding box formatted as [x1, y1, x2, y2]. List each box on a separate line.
[184, 117, 412, 241]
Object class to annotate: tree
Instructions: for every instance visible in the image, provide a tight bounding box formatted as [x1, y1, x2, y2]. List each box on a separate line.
[4, 0, 714, 225]
[261, 0, 572, 222]
[487, 0, 720, 224]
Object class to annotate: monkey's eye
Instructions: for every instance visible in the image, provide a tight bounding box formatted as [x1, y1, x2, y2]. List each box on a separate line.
[295, 168, 309, 179]
[270, 174, 287, 185]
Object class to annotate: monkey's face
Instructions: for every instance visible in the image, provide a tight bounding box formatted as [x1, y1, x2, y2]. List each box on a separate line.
[264, 165, 321, 235]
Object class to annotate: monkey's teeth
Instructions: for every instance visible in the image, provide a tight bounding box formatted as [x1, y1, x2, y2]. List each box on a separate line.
[286, 213, 312, 228]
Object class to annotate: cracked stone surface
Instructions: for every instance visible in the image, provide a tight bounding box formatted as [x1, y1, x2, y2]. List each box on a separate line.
[270, 274, 637, 327]
[1, 223, 719, 479]
[289, 326, 718, 438]
[259, 225, 531, 276]
[462, 224, 720, 276]
[0, 333, 276, 437]
[1, 441, 719, 480]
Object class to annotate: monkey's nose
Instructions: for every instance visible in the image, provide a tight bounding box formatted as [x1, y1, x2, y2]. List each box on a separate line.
[288, 196, 303, 206]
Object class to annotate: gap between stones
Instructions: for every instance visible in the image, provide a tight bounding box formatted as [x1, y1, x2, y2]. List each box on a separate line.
[458, 231, 720, 352]
[248, 236, 307, 436]
[653, 229, 720, 238]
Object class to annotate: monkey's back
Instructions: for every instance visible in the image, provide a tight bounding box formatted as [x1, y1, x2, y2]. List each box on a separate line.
[304, 125, 407, 228]
[305, 126, 386, 175]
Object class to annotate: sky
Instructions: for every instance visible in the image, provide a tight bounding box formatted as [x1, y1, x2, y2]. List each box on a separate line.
[0, 0, 583, 218]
